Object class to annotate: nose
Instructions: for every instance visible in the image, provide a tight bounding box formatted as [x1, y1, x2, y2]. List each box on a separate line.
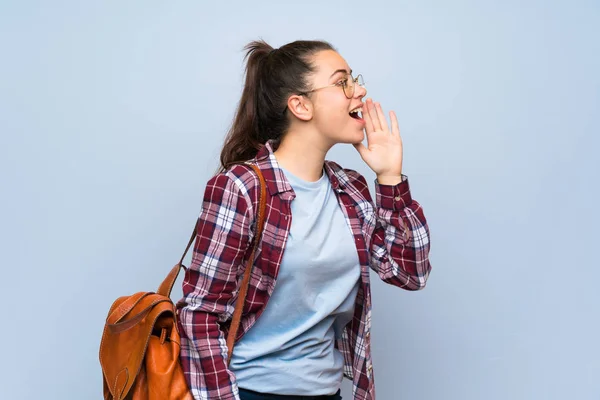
[355, 82, 367, 99]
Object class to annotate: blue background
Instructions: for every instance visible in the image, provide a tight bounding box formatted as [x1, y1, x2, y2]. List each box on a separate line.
[1, 1, 598, 399]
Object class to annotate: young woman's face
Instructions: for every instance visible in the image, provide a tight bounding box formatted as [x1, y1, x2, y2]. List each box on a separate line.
[305, 50, 367, 146]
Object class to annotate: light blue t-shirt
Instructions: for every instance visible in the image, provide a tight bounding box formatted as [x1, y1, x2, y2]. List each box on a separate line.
[229, 166, 361, 395]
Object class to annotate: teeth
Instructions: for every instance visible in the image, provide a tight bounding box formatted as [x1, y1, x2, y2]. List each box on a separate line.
[350, 107, 363, 114]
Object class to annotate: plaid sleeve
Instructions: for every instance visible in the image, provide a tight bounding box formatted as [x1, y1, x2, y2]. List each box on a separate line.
[178, 173, 253, 400]
[352, 172, 431, 291]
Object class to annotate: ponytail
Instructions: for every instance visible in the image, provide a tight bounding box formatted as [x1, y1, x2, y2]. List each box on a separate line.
[218, 39, 335, 172]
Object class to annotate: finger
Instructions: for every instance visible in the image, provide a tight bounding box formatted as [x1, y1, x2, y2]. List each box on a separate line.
[375, 102, 389, 134]
[363, 98, 375, 134]
[390, 111, 401, 138]
[366, 98, 382, 131]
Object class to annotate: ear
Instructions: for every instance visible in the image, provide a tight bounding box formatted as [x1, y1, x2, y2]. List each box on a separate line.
[286, 95, 313, 122]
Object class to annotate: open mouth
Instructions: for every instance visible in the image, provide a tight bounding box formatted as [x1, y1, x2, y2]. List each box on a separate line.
[349, 106, 363, 120]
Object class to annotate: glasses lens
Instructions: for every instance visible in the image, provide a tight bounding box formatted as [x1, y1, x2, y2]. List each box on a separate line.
[356, 74, 364, 87]
[343, 74, 364, 98]
[343, 75, 354, 98]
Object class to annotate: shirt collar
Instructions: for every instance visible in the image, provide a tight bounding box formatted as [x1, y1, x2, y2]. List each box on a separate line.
[253, 140, 293, 197]
[252, 140, 348, 197]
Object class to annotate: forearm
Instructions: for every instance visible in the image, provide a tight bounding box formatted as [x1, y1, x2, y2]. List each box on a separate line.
[178, 307, 240, 400]
[370, 177, 432, 290]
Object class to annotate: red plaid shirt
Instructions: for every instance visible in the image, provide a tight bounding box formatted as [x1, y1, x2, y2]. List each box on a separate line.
[177, 140, 431, 400]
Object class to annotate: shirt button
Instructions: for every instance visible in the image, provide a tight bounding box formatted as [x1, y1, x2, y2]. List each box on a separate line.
[366, 331, 370, 339]
[394, 196, 401, 201]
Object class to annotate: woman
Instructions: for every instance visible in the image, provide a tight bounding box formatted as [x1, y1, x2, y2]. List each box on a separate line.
[177, 39, 432, 400]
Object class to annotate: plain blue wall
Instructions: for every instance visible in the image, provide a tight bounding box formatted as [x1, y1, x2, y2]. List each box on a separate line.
[1, 1, 598, 399]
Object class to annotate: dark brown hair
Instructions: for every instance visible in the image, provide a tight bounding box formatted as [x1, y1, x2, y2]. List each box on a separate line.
[218, 39, 335, 172]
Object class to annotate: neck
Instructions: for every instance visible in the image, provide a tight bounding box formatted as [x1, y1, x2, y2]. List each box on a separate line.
[273, 129, 331, 182]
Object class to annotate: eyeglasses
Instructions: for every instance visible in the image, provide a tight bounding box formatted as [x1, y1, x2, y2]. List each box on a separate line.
[282, 73, 365, 115]
[298, 73, 365, 99]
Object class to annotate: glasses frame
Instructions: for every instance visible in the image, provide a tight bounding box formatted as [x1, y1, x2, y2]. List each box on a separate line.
[298, 73, 364, 99]
[282, 73, 364, 115]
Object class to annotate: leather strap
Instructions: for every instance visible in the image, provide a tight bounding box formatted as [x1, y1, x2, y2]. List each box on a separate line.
[106, 292, 150, 325]
[156, 164, 266, 300]
[226, 164, 267, 364]
[108, 299, 170, 334]
[156, 229, 197, 297]
[156, 163, 267, 364]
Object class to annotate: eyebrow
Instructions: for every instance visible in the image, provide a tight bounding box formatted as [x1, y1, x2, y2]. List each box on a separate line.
[329, 68, 352, 78]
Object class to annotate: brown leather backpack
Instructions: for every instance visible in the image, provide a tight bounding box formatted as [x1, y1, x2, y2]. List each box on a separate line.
[99, 165, 267, 400]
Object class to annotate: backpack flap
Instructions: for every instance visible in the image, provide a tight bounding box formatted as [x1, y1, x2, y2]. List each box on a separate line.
[99, 292, 175, 399]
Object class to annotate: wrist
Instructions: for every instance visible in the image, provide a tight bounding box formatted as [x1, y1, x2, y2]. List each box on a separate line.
[376, 174, 403, 185]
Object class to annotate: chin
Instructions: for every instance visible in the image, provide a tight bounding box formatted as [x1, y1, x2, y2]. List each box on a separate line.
[351, 130, 365, 143]
[329, 128, 364, 145]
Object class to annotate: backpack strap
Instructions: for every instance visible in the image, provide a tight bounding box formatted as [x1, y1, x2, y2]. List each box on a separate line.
[157, 164, 267, 299]
[156, 164, 267, 363]
[226, 164, 267, 364]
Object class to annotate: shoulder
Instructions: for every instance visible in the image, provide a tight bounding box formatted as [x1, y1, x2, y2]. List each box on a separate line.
[204, 163, 262, 219]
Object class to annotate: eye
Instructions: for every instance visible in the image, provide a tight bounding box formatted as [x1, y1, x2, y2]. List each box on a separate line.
[335, 78, 348, 88]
